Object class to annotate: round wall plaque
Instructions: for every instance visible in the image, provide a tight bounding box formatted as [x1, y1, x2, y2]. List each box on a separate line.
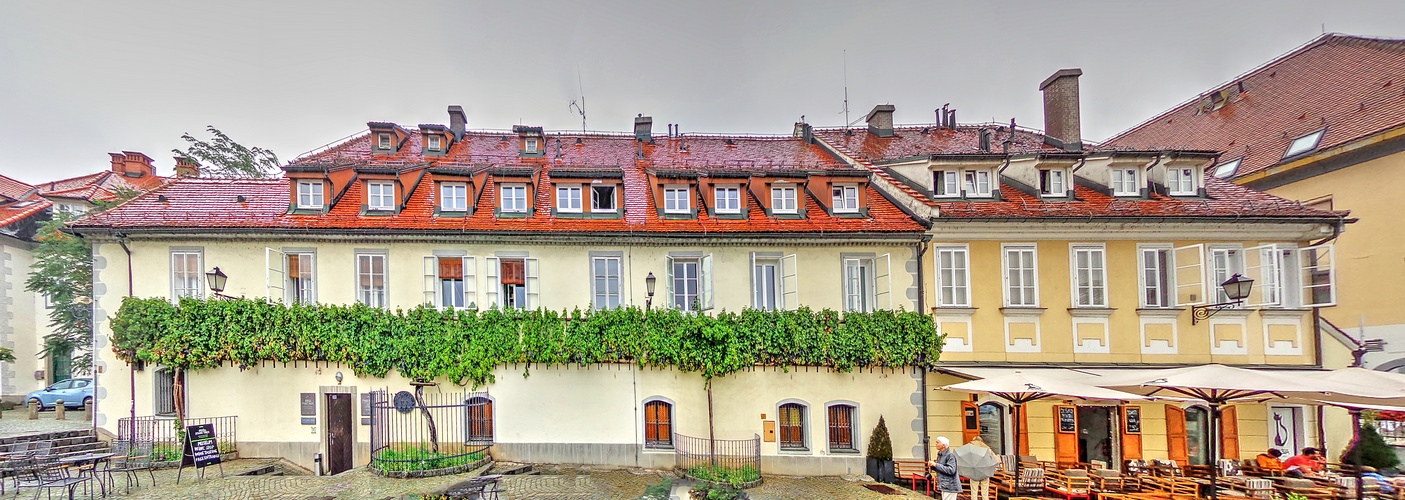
[393, 391, 416, 414]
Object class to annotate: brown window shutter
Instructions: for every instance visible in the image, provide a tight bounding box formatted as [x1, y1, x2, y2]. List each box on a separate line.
[1054, 405, 1079, 465]
[1018, 405, 1029, 456]
[1121, 405, 1143, 461]
[1221, 406, 1240, 460]
[501, 260, 525, 285]
[287, 254, 301, 276]
[1166, 405, 1188, 465]
[961, 401, 981, 445]
[439, 258, 464, 279]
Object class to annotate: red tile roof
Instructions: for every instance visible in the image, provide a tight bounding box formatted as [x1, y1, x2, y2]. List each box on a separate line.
[1104, 34, 1405, 179]
[0, 194, 51, 228]
[0, 174, 36, 203]
[811, 124, 1061, 161]
[76, 130, 926, 235]
[36, 170, 170, 202]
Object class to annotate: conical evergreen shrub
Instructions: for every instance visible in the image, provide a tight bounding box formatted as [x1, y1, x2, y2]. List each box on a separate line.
[867, 416, 893, 461]
[1342, 422, 1401, 470]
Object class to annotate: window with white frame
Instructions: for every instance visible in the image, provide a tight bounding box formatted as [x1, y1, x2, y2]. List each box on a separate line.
[714, 186, 741, 214]
[1213, 158, 1243, 179]
[500, 183, 528, 212]
[1111, 168, 1140, 196]
[1040, 169, 1066, 195]
[771, 185, 797, 214]
[592, 185, 617, 212]
[297, 181, 323, 209]
[1140, 247, 1173, 308]
[936, 246, 970, 307]
[663, 185, 690, 214]
[427, 135, 442, 150]
[778, 402, 807, 450]
[964, 170, 993, 197]
[1071, 245, 1107, 307]
[1209, 247, 1244, 305]
[170, 250, 203, 300]
[843, 256, 890, 312]
[367, 181, 395, 211]
[1283, 129, 1325, 158]
[286, 252, 315, 304]
[668, 255, 712, 311]
[1166, 167, 1196, 195]
[1003, 245, 1038, 307]
[832, 185, 859, 213]
[524, 138, 539, 153]
[557, 185, 582, 213]
[592, 256, 622, 309]
[644, 400, 673, 448]
[356, 253, 387, 308]
[440, 182, 467, 211]
[438, 257, 465, 309]
[378, 133, 392, 149]
[753, 258, 781, 311]
[934, 170, 960, 197]
[827, 404, 857, 452]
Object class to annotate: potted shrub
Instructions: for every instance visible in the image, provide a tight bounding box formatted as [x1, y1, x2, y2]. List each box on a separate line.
[866, 416, 895, 483]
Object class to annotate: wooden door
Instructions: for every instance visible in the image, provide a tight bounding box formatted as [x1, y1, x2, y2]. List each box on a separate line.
[1054, 405, 1079, 465]
[1221, 406, 1240, 460]
[325, 393, 354, 475]
[961, 401, 981, 445]
[1121, 405, 1143, 461]
[1165, 405, 1188, 465]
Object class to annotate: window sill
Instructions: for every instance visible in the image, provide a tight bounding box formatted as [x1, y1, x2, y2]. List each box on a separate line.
[1259, 308, 1310, 319]
[827, 449, 861, 455]
[495, 210, 532, 218]
[999, 307, 1046, 317]
[1135, 308, 1185, 319]
[932, 306, 977, 318]
[1067, 307, 1116, 318]
[360, 208, 399, 216]
[435, 209, 470, 218]
[778, 448, 812, 455]
[643, 445, 676, 452]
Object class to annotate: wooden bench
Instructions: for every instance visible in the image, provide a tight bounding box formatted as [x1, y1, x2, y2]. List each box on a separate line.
[1045, 469, 1092, 500]
[893, 459, 929, 495]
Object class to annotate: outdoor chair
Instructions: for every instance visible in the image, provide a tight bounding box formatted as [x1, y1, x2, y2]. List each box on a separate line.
[29, 441, 52, 458]
[103, 441, 135, 494]
[105, 441, 156, 491]
[1045, 469, 1091, 500]
[1273, 477, 1337, 500]
[1090, 468, 1130, 493]
[25, 463, 92, 500]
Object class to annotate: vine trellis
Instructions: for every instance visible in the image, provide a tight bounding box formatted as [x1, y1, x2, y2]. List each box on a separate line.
[110, 297, 942, 387]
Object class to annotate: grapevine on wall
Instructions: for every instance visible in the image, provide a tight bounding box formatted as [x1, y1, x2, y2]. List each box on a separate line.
[109, 297, 943, 387]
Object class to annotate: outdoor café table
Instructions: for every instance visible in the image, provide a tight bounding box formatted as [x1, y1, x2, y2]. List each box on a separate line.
[57, 452, 115, 497]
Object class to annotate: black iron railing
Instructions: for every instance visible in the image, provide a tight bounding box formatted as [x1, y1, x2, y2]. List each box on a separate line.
[116, 415, 237, 464]
[369, 389, 492, 477]
[675, 433, 761, 486]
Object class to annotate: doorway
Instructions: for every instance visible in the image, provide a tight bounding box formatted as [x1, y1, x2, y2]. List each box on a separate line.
[324, 393, 354, 474]
[1269, 406, 1304, 458]
[1078, 406, 1115, 465]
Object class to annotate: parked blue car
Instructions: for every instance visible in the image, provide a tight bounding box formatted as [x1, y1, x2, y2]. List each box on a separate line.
[26, 378, 93, 410]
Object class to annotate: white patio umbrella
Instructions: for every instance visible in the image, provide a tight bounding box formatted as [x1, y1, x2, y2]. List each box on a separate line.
[937, 371, 1150, 490]
[1324, 367, 1405, 393]
[1101, 364, 1405, 500]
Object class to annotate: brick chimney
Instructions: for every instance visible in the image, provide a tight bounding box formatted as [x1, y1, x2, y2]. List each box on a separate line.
[634, 115, 653, 143]
[109, 151, 155, 178]
[865, 105, 895, 137]
[447, 105, 466, 141]
[1039, 68, 1083, 152]
[174, 156, 200, 178]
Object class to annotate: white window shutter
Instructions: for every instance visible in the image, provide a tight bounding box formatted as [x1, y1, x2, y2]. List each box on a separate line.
[781, 254, 798, 311]
[485, 257, 500, 308]
[1299, 243, 1337, 307]
[876, 253, 892, 310]
[265, 247, 285, 303]
[423, 256, 439, 308]
[1173, 244, 1207, 306]
[749, 253, 759, 309]
[701, 253, 714, 311]
[525, 257, 539, 309]
[462, 257, 477, 309]
[1242, 244, 1283, 307]
[664, 256, 675, 310]
[843, 258, 861, 312]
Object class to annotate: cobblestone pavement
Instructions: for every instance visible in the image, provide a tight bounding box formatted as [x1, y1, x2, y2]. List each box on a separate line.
[0, 409, 91, 437]
[88, 459, 928, 499]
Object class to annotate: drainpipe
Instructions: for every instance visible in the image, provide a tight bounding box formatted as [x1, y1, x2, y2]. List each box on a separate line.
[916, 234, 932, 464]
[116, 234, 136, 437]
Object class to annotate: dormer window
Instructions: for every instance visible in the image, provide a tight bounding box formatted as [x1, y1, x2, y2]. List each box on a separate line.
[440, 182, 467, 211]
[524, 138, 539, 153]
[1111, 168, 1140, 196]
[1166, 167, 1196, 196]
[832, 185, 859, 213]
[663, 185, 691, 214]
[378, 133, 393, 149]
[934, 170, 960, 197]
[427, 135, 442, 150]
[501, 183, 529, 213]
[297, 180, 323, 209]
[1039, 169, 1067, 196]
[714, 186, 741, 214]
[964, 170, 993, 198]
[1213, 158, 1243, 179]
[557, 184, 582, 213]
[592, 185, 617, 212]
[1283, 129, 1326, 159]
[367, 181, 394, 211]
[771, 185, 798, 214]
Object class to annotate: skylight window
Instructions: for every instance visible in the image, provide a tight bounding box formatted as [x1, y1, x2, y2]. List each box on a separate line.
[1213, 158, 1243, 179]
[1283, 129, 1326, 159]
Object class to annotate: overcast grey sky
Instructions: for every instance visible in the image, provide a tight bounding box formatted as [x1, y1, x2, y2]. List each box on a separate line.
[2, 1, 1403, 184]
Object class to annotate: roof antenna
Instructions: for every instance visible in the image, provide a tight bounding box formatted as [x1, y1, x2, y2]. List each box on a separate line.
[568, 64, 587, 133]
[840, 50, 851, 136]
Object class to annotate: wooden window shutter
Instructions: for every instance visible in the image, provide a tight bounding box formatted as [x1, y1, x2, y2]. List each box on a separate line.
[1166, 405, 1188, 465]
[501, 260, 525, 285]
[1221, 406, 1240, 460]
[1121, 405, 1143, 461]
[1054, 405, 1079, 465]
[439, 258, 464, 279]
[961, 401, 981, 445]
[1018, 405, 1029, 456]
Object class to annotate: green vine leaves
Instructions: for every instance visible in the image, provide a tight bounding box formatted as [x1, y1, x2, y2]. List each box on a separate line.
[109, 297, 943, 388]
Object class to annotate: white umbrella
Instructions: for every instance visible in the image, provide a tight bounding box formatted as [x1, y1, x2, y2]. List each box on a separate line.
[1324, 367, 1405, 393]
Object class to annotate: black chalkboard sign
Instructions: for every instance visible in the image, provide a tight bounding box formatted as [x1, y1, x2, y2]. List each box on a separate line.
[183, 424, 222, 468]
[1058, 406, 1077, 433]
[964, 407, 979, 430]
[1124, 407, 1142, 434]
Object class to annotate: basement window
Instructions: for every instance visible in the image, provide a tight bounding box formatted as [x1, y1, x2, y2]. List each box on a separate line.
[1283, 129, 1326, 159]
[1213, 158, 1243, 179]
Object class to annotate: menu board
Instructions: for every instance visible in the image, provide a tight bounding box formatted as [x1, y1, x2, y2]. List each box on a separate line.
[1124, 406, 1142, 434]
[1058, 406, 1077, 433]
[183, 424, 222, 468]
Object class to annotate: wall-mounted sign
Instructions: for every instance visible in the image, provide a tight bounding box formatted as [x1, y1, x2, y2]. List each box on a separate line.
[393, 391, 416, 414]
[360, 393, 372, 416]
[300, 393, 316, 416]
[300, 417, 316, 425]
[1124, 406, 1142, 434]
[1058, 406, 1077, 433]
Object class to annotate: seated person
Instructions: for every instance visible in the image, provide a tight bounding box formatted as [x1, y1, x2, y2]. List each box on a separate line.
[1255, 448, 1285, 471]
[1282, 447, 1323, 477]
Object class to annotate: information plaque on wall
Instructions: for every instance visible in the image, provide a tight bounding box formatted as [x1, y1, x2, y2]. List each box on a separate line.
[300, 393, 316, 416]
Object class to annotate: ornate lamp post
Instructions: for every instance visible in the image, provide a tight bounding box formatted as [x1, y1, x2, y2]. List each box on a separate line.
[1191, 273, 1254, 324]
[644, 272, 657, 310]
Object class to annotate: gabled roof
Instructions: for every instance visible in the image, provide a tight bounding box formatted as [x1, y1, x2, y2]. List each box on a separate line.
[0, 174, 36, 202]
[1104, 34, 1405, 179]
[811, 124, 1062, 162]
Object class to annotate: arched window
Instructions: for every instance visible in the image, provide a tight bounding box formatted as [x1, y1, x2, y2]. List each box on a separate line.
[1185, 406, 1212, 465]
[827, 404, 857, 451]
[644, 400, 673, 448]
[467, 397, 493, 442]
[779, 403, 807, 450]
[978, 402, 1006, 454]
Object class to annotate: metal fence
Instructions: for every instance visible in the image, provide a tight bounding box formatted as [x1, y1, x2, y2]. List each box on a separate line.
[675, 433, 761, 484]
[369, 388, 493, 476]
[116, 415, 238, 464]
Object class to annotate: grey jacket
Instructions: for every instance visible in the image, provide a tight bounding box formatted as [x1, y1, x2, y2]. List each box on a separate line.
[930, 448, 960, 493]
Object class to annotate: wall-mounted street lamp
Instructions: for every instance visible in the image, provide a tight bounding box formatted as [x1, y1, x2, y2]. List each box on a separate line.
[1191, 273, 1254, 325]
[645, 272, 657, 310]
[205, 267, 235, 300]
